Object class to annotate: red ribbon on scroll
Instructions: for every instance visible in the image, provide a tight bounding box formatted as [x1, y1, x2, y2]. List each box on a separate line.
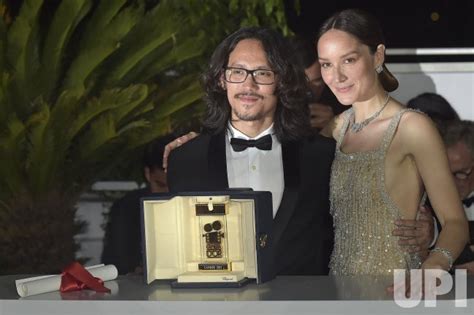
[60, 262, 111, 293]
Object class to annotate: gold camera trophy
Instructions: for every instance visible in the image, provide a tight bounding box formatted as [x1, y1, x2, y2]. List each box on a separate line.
[196, 199, 229, 271]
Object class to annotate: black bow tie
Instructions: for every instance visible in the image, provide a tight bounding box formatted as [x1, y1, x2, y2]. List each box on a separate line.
[230, 134, 272, 152]
[463, 196, 474, 207]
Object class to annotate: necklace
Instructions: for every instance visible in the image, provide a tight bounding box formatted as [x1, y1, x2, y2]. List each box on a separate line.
[350, 94, 390, 133]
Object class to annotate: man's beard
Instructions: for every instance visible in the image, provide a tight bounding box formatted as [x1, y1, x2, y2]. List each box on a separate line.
[232, 107, 264, 121]
[231, 92, 266, 121]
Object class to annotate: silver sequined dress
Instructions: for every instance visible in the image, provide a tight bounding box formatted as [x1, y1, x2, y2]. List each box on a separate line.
[329, 109, 422, 275]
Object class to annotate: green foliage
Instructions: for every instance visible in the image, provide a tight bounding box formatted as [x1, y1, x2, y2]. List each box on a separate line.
[0, 0, 289, 274]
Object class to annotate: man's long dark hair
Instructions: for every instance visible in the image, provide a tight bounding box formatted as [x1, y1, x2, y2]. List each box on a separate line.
[201, 27, 311, 142]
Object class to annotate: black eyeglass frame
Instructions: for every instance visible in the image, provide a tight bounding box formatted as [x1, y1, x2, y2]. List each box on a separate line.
[223, 67, 276, 85]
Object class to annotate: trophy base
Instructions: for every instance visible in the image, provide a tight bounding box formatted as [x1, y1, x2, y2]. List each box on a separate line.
[171, 277, 253, 288]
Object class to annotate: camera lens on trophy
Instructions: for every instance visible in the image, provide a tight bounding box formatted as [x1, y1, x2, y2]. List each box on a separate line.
[212, 220, 222, 230]
[204, 223, 212, 232]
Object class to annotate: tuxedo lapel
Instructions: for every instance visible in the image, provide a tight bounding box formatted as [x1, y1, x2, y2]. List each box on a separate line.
[272, 140, 301, 247]
[207, 132, 229, 189]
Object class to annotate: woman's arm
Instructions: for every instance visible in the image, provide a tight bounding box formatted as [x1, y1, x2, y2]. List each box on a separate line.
[400, 112, 469, 270]
[162, 132, 199, 170]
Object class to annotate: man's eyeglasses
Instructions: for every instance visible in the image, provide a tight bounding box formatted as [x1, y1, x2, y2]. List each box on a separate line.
[223, 67, 276, 85]
[453, 168, 472, 180]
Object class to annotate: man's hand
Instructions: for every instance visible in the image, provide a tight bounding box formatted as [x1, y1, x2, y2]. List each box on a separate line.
[392, 205, 434, 254]
[162, 131, 199, 170]
[309, 103, 334, 129]
[455, 261, 474, 274]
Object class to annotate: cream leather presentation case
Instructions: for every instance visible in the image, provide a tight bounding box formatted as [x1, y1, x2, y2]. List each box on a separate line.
[141, 191, 274, 288]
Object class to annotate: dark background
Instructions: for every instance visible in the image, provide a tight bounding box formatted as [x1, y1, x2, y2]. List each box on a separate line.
[5, 0, 474, 48]
[285, 0, 474, 48]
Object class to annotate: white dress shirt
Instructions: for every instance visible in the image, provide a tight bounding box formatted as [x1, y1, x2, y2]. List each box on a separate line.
[226, 123, 284, 218]
[464, 191, 474, 221]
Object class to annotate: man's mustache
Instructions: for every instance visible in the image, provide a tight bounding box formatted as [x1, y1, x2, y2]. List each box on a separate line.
[234, 92, 263, 99]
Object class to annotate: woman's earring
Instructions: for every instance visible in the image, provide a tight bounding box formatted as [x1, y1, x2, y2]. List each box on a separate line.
[375, 65, 383, 74]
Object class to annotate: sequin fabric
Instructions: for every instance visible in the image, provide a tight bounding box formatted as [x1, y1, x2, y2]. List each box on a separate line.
[329, 109, 422, 275]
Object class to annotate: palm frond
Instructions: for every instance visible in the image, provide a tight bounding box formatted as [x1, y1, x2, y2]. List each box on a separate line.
[23, 100, 64, 195]
[76, 112, 116, 160]
[70, 84, 148, 160]
[79, 0, 128, 48]
[65, 90, 120, 142]
[0, 114, 27, 197]
[121, 116, 171, 150]
[5, 0, 43, 114]
[38, 0, 92, 101]
[102, 3, 183, 88]
[116, 119, 149, 135]
[152, 77, 204, 119]
[0, 8, 7, 73]
[49, 90, 83, 142]
[108, 84, 148, 124]
[120, 30, 207, 86]
[0, 73, 10, 124]
[63, 2, 143, 93]
[5, 0, 42, 75]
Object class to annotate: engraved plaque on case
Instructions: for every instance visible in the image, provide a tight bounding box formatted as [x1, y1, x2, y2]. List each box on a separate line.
[198, 263, 229, 271]
[195, 203, 226, 215]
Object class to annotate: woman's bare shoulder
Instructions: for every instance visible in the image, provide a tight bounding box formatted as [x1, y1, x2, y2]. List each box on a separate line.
[399, 108, 435, 130]
[398, 108, 440, 144]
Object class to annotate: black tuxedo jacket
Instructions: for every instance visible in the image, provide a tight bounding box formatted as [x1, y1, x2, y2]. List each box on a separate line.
[167, 131, 335, 275]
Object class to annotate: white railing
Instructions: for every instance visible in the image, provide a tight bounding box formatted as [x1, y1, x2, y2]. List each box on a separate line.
[387, 48, 474, 56]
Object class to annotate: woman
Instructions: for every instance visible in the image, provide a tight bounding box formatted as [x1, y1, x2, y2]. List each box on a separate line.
[317, 9, 468, 275]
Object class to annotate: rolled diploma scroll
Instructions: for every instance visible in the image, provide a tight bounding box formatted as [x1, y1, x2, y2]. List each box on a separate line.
[15, 264, 118, 297]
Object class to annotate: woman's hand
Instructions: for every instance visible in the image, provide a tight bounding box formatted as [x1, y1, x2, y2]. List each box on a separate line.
[162, 132, 199, 170]
[309, 102, 334, 130]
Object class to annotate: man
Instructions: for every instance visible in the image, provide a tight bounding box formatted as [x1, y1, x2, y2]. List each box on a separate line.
[440, 120, 474, 273]
[407, 92, 460, 131]
[289, 36, 346, 130]
[101, 136, 170, 274]
[167, 27, 335, 275]
[166, 27, 432, 275]
[442, 120, 474, 211]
